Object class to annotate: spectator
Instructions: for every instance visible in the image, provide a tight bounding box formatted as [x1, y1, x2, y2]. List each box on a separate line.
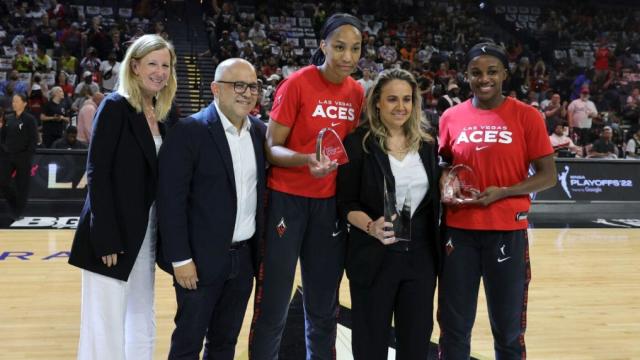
[378, 36, 398, 65]
[76, 92, 104, 144]
[357, 67, 375, 95]
[549, 123, 582, 157]
[55, 71, 74, 98]
[587, 126, 618, 159]
[248, 21, 267, 46]
[52, 125, 87, 149]
[281, 58, 299, 79]
[79, 47, 101, 78]
[0, 70, 29, 97]
[437, 82, 461, 114]
[40, 86, 70, 147]
[34, 47, 53, 72]
[58, 48, 79, 75]
[567, 87, 598, 145]
[542, 93, 567, 134]
[99, 52, 120, 93]
[74, 71, 99, 97]
[625, 127, 640, 159]
[13, 44, 33, 73]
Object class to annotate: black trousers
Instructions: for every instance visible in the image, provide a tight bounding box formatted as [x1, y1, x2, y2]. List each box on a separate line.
[437, 228, 530, 360]
[0, 152, 33, 217]
[168, 244, 254, 360]
[350, 247, 437, 360]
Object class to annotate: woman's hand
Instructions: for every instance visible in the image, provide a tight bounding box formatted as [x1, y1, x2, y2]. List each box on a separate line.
[368, 216, 398, 245]
[308, 153, 338, 178]
[101, 253, 118, 267]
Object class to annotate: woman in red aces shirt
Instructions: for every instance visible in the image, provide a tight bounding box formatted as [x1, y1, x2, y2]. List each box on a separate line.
[437, 42, 557, 359]
[249, 13, 365, 359]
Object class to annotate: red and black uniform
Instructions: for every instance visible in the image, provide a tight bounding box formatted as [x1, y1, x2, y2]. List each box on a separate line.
[438, 97, 553, 359]
[250, 65, 364, 359]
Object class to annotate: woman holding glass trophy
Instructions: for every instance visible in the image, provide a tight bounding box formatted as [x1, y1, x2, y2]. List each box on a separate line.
[337, 68, 441, 359]
[437, 42, 557, 359]
[249, 13, 365, 359]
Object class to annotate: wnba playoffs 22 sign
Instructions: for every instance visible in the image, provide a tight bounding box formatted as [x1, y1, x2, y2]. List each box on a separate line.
[534, 160, 638, 202]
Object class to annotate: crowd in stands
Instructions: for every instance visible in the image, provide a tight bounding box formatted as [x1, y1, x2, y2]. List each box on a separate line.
[0, 0, 167, 149]
[1, 0, 639, 159]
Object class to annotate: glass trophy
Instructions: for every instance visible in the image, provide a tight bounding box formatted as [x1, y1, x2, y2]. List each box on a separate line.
[383, 177, 412, 242]
[444, 164, 480, 202]
[315, 127, 349, 165]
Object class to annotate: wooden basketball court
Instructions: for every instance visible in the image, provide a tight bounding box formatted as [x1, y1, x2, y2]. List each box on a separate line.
[1, 228, 638, 359]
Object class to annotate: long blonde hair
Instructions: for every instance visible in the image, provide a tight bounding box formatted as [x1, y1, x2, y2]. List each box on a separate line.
[117, 34, 177, 121]
[362, 68, 432, 153]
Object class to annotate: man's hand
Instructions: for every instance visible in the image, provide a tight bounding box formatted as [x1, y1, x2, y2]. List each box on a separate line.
[174, 261, 199, 290]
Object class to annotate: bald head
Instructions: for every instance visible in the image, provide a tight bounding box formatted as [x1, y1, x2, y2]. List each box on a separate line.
[214, 58, 255, 82]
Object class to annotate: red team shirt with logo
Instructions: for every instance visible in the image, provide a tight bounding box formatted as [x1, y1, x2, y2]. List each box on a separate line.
[268, 65, 364, 198]
[439, 97, 554, 230]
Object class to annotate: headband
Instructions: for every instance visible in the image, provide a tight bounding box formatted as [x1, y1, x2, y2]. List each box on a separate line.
[466, 44, 509, 69]
[310, 14, 363, 66]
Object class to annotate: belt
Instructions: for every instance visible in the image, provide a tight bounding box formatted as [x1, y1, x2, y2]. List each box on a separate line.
[229, 240, 250, 251]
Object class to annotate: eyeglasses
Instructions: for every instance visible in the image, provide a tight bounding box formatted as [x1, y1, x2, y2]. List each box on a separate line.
[216, 81, 262, 95]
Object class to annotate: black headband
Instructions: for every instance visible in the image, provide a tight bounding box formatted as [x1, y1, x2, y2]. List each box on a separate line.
[310, 13, 363, 66]
[466, 44, 509, 69]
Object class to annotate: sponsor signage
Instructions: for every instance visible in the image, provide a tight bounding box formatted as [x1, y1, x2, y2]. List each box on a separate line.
[533, 159, 640, 202]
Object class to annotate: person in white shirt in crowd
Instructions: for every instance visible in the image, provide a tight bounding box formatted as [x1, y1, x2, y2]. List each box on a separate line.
[357, 67, 375, 95]
[567, 86, 598, 145]
[99, 52, 121, 93]
[625, 127, 640, 159]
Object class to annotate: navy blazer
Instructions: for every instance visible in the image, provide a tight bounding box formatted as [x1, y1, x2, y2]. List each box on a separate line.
[69, 92, 166, 281]
[337, 126, 442, 287]
[157, 102, 267, 285]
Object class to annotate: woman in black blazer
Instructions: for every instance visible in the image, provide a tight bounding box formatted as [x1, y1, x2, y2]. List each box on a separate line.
[0, 93, 38, 218]
[68, 34, 177, 360]
[337, 68, 441, 360]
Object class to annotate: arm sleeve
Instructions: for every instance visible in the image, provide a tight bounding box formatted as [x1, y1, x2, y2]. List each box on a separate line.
[157, 119, 197, 263]
[86, 97, 125, 257]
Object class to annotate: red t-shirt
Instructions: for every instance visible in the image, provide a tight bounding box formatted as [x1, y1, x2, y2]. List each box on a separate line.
[439, 97, 554, 230]
[268, 65, 364, 198]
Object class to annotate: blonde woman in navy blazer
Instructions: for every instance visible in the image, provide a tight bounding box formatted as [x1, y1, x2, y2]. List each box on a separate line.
[69, 34, 177, 360]
[337, 68, 442, 360]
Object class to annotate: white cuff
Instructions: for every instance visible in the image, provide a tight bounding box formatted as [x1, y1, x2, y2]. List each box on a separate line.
[172, 258, 193, 268]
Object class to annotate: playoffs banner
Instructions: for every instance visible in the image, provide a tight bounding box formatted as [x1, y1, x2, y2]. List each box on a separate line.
[532, 159, 639, 202]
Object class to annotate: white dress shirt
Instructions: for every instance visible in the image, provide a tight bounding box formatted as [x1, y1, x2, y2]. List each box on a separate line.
[172, 104, 258, 268]
[389, 151, 428, 217]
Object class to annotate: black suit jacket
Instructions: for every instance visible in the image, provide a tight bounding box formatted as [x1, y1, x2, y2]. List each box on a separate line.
[157, 102, 266, 285]
[337, 126, 442, 287]
[69, 92, 166, 281]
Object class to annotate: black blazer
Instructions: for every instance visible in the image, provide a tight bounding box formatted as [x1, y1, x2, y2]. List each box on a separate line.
[69, 92, 166, 281]
[156, 102, 267, 286]
[337, 126, 442, 287]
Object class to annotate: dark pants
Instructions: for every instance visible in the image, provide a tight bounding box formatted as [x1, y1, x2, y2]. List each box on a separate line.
[437, 228, 530, 360]
[350, 248, 436, 360]
[168, 244, 254, 360]
[0, 152, 32, 217]
[250, 190, 345, 360]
